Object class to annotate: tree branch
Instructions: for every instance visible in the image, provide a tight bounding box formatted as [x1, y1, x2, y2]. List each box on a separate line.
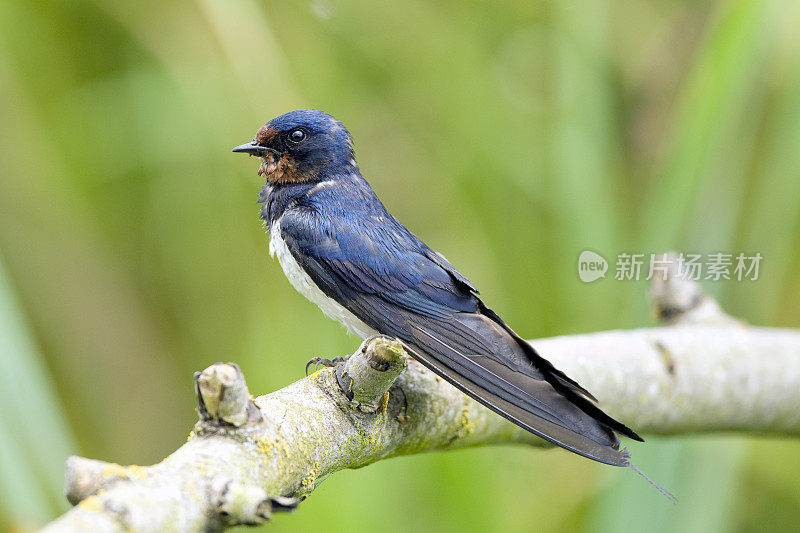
[40, 266, 800, 532]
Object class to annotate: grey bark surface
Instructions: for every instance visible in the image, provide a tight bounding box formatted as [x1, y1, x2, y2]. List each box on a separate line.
[39, 264, 800, 532]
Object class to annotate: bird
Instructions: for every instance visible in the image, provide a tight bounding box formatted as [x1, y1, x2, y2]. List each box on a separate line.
[232, 109, 648, 471]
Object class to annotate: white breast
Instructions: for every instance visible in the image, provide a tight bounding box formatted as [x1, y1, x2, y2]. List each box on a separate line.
[269, 220, 378, 339]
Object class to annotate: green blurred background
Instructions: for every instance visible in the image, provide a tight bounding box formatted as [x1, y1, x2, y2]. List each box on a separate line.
[1, 0, 799, 531]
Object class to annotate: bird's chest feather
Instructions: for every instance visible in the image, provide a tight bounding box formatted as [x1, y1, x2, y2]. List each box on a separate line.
[269, 220, 377, 339]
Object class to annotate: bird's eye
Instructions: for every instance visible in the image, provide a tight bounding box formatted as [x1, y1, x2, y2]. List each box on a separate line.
[288, 129, 306, 143]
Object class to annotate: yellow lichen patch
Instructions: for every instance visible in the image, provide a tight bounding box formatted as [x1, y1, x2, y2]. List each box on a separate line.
[101, 462, 128, 478]
[456, 405, 475, 439]
[300, 465, 318, 494]
[194, 461, 209, 478]
[256, 437, 275, 457]
[126, 464, 149, 479]
[307, 369, 327, 383]
[77, 494, 103, 512]
[257, 436, 287, 472]
[100, 462, 149, 480]
[379, 391, 390, 413]
[186, 429, 195, 442]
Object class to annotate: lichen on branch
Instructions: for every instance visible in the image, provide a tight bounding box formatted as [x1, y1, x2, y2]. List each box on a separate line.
[40, 272, 800, 532]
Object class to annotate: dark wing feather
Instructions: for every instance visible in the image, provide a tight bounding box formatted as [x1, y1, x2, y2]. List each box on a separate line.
[279, 208, 640, 466]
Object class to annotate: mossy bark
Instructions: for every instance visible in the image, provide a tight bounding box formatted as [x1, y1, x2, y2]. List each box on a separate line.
[40, 269, 800, 532]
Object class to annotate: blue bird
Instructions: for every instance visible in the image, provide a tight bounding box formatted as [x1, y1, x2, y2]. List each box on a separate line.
[232, 109, 644, 469]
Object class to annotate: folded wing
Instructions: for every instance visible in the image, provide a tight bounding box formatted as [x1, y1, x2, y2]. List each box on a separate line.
[279, 207, 641, 466]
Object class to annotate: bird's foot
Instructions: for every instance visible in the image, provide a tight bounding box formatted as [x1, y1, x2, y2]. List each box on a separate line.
[305, 356, 346, 375]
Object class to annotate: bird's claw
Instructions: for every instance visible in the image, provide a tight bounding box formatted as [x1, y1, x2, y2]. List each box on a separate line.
[305, 356, 345, 375]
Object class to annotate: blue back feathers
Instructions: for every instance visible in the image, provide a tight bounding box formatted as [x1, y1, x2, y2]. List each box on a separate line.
[257, 110, 477, 317]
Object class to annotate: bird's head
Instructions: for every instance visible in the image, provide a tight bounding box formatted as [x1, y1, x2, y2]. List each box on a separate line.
[232, 109, 355, 184]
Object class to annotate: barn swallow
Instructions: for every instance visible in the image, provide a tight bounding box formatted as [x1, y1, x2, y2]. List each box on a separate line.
[232, 109, 644, 469]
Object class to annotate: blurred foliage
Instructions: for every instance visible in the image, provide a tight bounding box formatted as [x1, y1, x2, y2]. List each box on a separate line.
[0, 255, 78, 530]
[1, 0, 799, 531]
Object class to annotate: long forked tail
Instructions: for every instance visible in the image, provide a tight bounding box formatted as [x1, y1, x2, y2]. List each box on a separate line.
[627, 457, 677, 503]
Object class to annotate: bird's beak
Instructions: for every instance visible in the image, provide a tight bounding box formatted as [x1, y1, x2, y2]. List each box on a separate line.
[231, 142, 280, 157]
